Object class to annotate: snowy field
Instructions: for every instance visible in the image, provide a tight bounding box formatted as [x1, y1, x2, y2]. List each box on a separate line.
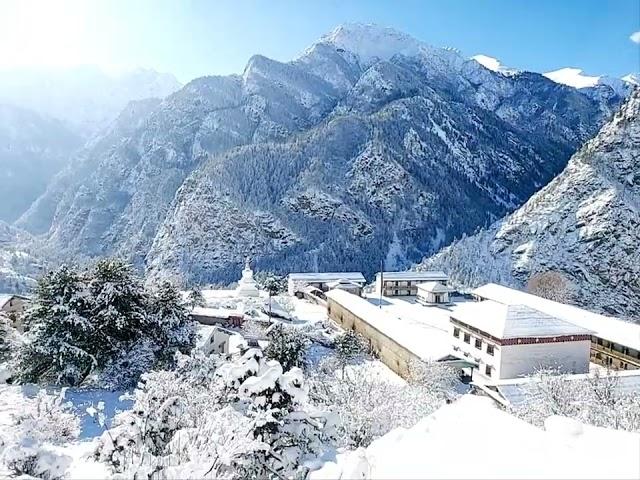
[311, 395, 640, 479]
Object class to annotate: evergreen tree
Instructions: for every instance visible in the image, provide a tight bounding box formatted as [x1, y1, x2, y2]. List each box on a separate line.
[185, 286, 205, 309]
[16, 259, 197, 387]
[148, 281, 197, 367]
[255, 272, 286, 322]
[334, 330, 366, 378]
[17, 265, 95, 385]
[87, 259, 149, 356]
[264, 324, 309, 372]
[0, 313, 15, 363]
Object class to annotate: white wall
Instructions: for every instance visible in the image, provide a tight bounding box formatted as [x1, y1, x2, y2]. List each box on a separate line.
[499, 341, 590, 379]
[451, 323, 501, 381]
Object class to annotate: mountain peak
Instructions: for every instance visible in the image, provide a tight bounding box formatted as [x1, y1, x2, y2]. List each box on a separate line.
[318, 23, 427, 64]
[544, 67, 636, 97]
[544, 67, 600, 88]
[471, 54, 518, 75]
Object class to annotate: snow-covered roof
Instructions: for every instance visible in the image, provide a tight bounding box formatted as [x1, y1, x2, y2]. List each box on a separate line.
[325, 289, 455, 362]
[191, 306, 241, 319]
[326, 278, 362, 288]
[416, 281, 452, 294]
[0, 294, 26, 310]
[484, 370, 640, 407]
[451, 300, 592, 340]
[310, 395, 640, 479]
[288, 272, 366, 283]
[0, 294, 12, 310]
[376, 270, 448, 281]
[472, 283, 640, 350]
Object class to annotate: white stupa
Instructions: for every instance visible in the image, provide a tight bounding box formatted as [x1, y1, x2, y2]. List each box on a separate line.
[235, 257, 260, 298]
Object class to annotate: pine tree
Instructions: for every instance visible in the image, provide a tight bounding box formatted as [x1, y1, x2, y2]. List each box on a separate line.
[17, 265, 95, 385]
[186, 286, 206, 309]
[0, 313, 15, 362]
[148, 281, 197, 367]
[87, 259, 149, 356]
[334, 330, 366, 379]
[264, 324, 309, 372]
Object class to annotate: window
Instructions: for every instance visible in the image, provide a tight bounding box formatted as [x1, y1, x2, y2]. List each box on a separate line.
[453, 327, 460, 338]
[485, 365, 492, 377]
[486, 344, 495, 356]
[474, 338, 482, 349]
[463, 333, 471, 344]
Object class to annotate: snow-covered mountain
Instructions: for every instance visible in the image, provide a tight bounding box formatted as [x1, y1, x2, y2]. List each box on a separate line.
[0, 221, 43, 293]
[0, 104, 82, 222]
[471, 55, 518, 75]
[16, 24, 627, 286]
[0, 66, 182, 136]
[544, 68, 636, 98]
[418, 89, 640, 320]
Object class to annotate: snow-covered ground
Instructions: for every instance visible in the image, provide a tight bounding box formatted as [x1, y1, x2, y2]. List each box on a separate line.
[311, 395, 640, 479]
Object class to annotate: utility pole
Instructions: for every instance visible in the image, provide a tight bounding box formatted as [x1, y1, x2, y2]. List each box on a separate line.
[379, 258, 384, 308]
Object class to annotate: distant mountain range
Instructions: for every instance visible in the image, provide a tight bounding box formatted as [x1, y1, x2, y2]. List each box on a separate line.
[418, 90, 640, 320]
[0, 66, 182, 226]
[8, 23, 627, 289]
[0, 66, 182, 137]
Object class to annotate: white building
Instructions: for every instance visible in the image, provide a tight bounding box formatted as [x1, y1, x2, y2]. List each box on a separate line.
[450, 300, 592, 381]
[287, 272, 366, 296]
[325, 278, 363, 296]
[200, 326, 247, 355]
[375, 271, 448, 296]
[416, 281, 452, 305]
[472, 283, 640, 370]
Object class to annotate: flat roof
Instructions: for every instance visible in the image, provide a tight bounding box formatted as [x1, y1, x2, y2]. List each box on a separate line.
[473, 283, 640, 350]
[288, 272, 366, 283]
[326, 289, 456, 362]
[451, 300, 593, 340]
[376, 270, 448, 281]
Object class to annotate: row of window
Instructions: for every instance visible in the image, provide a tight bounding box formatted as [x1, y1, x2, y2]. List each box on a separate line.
[453, 327, 495, 355]
[595, 338, 640, 360]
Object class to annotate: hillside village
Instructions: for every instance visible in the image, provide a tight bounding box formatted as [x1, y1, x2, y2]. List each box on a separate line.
[2, 258, 639, 478]
[0, 7, 639, 479]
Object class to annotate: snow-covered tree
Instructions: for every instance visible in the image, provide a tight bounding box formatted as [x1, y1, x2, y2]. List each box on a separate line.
[0, 389, 80, 480]
[256, 272, 286, 322]
[186, 286, 206, 309]
[87, 259, 150, 355]
[16, 265, 95, 385]
[406, 359, 459, 399]
[0, 312, 21, 363]
[16, 260, 197, 387]
[526, 271, 573, 303]
[148, 281, 197, 367]
[512, 368, 640, 432]
[96, 349, 334, 479]
[264, 324, 309, 371]
[333, 330, 366, 378]
[309, 356, 458, 448]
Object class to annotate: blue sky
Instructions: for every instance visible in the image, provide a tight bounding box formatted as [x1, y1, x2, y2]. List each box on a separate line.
[0, 0, 638, 83]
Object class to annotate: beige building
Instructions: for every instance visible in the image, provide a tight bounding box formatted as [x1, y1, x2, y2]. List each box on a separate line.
[0, 294, 29, 330]
[325, 289, 470, 379]
[375, 271, 448, 297]
[472, 284, 640, 371]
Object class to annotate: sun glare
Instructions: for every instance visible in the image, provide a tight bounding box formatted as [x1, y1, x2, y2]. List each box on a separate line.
[0, 0, 92, 69]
